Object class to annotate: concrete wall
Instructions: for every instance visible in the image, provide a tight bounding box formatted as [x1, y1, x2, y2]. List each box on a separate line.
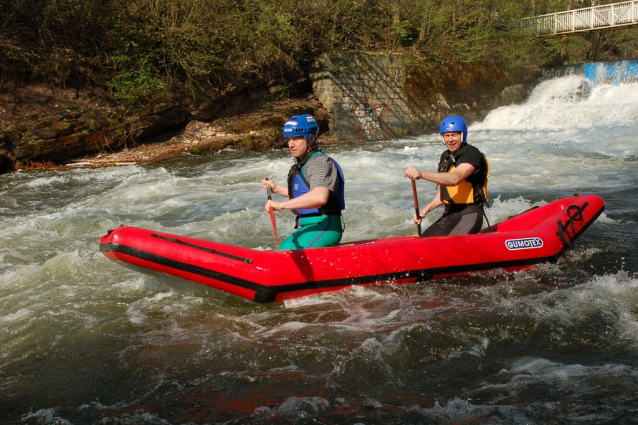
[310, 52, 419, 141]
[310, 51, 529, 142]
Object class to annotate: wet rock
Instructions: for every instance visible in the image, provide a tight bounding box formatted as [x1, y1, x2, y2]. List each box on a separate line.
[6, 112, 125, 163]
[490, 84, 530, 109]
[0, 102, 191, 169]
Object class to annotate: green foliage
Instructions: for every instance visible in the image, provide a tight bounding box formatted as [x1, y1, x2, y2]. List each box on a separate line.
[106, 18, 166, 101]
[107, 56, 166, 101]
[264, 85, 291, 102]
[3, 0, 638, 103]
[0, 0, 110, 85]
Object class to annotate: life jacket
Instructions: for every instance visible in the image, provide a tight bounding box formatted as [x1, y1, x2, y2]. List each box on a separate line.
[438, 144, 490, 207]
[287, 150, 345, 217]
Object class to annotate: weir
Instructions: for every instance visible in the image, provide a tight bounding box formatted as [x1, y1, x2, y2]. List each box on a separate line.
[543, 59, 638, 85]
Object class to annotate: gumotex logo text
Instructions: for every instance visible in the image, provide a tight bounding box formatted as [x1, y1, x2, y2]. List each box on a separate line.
[505, 237, 543, 250]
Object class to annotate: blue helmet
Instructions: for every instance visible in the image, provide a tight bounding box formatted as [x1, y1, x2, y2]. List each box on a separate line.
[439, 115, 468, 143]
[282, 114, 319, 143]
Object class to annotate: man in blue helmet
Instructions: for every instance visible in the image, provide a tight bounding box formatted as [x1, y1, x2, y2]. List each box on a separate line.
[404, 115, 489, 237]
[262, 114, 345, 250]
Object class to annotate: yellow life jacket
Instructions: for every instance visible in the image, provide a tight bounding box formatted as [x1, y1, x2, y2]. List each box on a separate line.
[438, 145, 490, 207]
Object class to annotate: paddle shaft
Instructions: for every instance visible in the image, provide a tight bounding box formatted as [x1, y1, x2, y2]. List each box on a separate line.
[411, 179, 422, 236]
[265, 179, 281, 250]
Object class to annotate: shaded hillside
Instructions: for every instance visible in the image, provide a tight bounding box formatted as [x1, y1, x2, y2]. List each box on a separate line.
[3, 0, 638, 173]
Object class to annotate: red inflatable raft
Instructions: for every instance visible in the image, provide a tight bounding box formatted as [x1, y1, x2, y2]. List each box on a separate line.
[100, 194, 605, 303]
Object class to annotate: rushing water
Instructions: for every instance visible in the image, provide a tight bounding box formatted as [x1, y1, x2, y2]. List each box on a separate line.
[1, 75, 637, 424]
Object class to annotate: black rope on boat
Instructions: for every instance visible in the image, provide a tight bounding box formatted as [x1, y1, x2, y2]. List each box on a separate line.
[556, 202, 588, 246]
[150, 233, 253, 264]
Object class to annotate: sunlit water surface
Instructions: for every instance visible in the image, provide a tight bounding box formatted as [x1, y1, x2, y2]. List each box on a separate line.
[1, 75, 637, 424]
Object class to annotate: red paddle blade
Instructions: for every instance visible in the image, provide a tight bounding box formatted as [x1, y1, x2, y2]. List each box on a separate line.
[265, 179, 279, 250]
[268, 210, 280, 250]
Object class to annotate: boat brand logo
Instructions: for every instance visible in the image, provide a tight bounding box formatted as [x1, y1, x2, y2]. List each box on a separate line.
[505, 237, 543, 250]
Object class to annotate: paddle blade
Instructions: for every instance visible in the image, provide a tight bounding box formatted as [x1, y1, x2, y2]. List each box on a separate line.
[265, 179, 279, 249]
[268, 210, 280, 250]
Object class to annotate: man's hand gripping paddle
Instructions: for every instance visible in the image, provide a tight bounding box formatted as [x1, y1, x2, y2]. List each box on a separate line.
[411, 179, 422, 236]
[265, 179, 281, 250]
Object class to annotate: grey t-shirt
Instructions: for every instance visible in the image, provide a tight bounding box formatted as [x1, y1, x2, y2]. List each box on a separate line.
[301, 154, 339, 193]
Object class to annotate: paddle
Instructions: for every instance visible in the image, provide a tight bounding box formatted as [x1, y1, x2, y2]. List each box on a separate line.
[265, 179, 281, 250]
[411, 179, 422, 236]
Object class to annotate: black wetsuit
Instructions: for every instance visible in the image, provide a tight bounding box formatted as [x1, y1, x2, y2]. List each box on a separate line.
[421, 144, 488, 238]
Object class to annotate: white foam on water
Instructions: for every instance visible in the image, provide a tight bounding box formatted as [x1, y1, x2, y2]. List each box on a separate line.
[25, 174, 68, 187]
[282, 293, 343, 309]
[483, 195, 542, 225]
[471, 357, 638, 408]
[251, 396, 331, 421]
[112, 276, 151, 293]
[483, 271, 638, 349]
[21, 408, 73, 425]
[261, 321, 311, 336]
[123, 290, 183, 326]
[282, 284, 394, 310]
[0, 308, 33, 323]
[459, 77, 638, 194]
[476, 76, 638, 131]
[1, 73, 637, 424]
[125, 304, 148, 325]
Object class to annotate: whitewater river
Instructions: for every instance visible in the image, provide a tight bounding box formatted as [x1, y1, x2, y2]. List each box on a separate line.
[1, 75, 637, 424]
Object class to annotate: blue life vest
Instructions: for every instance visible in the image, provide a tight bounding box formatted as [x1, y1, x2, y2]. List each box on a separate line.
[287, 151, 345, 217]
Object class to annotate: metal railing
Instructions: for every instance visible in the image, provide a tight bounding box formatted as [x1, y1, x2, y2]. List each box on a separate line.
[524, 1, 638, 35]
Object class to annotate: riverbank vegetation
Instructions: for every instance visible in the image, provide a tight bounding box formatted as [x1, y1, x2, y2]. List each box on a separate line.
[3, 0, 638, 107]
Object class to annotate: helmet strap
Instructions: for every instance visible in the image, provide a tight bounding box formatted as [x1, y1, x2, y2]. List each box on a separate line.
[306, 134, 317, 152]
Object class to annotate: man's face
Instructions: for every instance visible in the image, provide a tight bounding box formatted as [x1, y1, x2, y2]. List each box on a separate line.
[287, 136, 309, 159]
[442, 132, 463, 153]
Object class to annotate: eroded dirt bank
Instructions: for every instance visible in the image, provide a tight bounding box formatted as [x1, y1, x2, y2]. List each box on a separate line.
[1, 57, 534, 175]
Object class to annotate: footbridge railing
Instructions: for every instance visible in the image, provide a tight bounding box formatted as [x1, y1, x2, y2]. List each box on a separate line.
[524, 1, 638, 36]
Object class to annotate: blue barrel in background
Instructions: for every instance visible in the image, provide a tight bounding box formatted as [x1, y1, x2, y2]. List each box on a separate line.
[545, 59, 638, 84]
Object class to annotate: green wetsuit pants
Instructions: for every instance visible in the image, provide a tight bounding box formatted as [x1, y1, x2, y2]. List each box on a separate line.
[279, 214, 343, 251]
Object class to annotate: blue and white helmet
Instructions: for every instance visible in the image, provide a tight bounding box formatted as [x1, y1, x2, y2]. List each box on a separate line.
[282, 114, 319, 143]
[439, 115, 468, 143]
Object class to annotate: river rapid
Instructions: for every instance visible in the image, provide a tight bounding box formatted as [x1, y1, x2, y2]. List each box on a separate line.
[1, 75, 637, 424]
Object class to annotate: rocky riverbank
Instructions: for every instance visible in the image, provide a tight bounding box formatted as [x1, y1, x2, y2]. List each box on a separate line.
[1, 87, 333, 173]
[30, 108, 345, 172]
[1, 54, 535, 175]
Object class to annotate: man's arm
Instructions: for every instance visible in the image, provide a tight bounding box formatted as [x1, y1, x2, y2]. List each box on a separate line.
[265, 187, 329, 212]
[262, 179, 290, 198]
[405, 163, 475, 187]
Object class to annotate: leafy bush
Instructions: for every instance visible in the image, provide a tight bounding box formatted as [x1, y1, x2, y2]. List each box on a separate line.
[2, 0, 638, 103]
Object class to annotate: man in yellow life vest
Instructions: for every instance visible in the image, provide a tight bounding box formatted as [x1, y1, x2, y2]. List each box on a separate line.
[404, 115, 489, 237]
